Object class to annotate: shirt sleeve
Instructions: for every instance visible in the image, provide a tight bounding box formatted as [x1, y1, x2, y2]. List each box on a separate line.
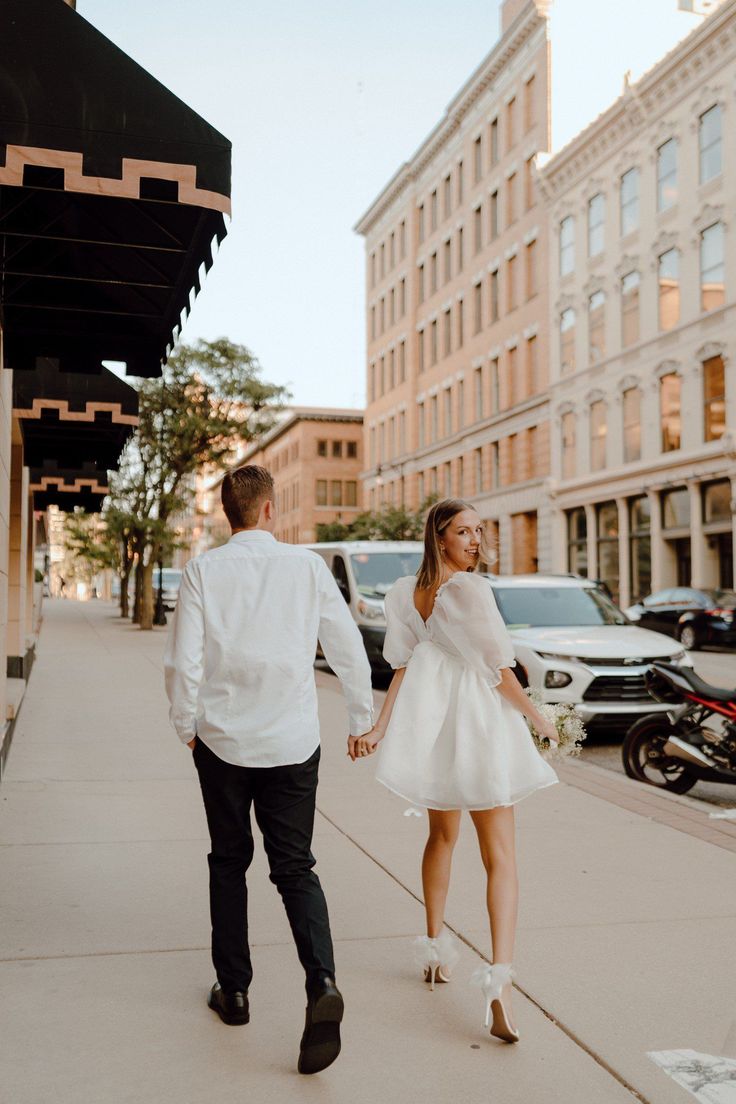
[431, 573, 516, 686]
[382, 579, 418, 669]
[316, 558, 375, 737]
[163, 561, 204, 744]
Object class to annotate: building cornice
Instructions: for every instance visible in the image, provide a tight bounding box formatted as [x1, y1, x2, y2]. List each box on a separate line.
[240, 407, 364, 461]
[354, 4, 548, 236]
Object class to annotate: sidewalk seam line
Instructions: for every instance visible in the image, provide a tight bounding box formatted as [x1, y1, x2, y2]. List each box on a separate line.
[316, 805, 653, 1104]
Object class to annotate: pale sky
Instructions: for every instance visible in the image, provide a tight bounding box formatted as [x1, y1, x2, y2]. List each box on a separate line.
[81, 0, 705, 406]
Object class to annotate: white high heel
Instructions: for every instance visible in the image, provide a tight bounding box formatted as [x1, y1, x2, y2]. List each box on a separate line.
[413, 931, 460, 991]
[470, 962, 519, 1042]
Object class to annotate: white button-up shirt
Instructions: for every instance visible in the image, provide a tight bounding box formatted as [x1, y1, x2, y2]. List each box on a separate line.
[164, 530, 374, 767]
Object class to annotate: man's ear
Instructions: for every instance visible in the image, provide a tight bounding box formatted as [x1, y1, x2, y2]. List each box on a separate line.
[263, 498, 275, 521]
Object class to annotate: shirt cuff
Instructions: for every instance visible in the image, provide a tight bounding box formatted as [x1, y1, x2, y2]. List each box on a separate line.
[349, 710, 374, 737]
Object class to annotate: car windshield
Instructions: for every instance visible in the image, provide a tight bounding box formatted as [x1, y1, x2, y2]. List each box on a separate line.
[491, 585, 628, 628]
[350, 551, 422, 599]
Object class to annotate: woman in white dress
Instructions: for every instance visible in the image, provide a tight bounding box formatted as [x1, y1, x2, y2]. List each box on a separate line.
[352, 500, 559, 1042]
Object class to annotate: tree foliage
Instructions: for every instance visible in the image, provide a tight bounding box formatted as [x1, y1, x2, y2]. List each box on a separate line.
[315, 496, 438, 543]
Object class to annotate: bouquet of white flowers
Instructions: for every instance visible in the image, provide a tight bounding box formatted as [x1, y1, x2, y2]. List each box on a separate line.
[525, 688, 587, 759]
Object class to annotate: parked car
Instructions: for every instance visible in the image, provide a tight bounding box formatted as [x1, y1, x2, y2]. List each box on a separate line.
[307, 541, 423, 670]
[624, 587, 736, 650]
[484, 574, 692, 734]
[154, 568, 183, 611]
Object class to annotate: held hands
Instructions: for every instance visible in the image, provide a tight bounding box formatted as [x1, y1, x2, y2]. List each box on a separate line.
[347, 727, 384, 761]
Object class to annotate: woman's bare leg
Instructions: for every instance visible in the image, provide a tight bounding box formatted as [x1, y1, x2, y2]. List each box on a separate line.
[470, 807, 518, 1016]
[422, 809, 461, 937]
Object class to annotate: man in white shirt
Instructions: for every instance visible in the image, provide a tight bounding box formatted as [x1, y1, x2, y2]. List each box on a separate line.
[164, 465, 374, 1075]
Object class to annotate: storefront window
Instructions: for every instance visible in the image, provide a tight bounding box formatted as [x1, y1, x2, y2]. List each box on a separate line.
[662, 488, 689, 530]
[629, 495, 651, 602]
[703, 481, 730, 524]
[567, 507, 587, 575]
[596, 501, 620, 602]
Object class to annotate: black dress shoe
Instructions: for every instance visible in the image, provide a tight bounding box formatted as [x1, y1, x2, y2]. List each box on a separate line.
[298, 977, 344, 1075]
[207, 982, 249, 1025]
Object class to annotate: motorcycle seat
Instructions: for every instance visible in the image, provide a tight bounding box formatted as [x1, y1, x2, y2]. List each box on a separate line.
[653, 662, 736, 703]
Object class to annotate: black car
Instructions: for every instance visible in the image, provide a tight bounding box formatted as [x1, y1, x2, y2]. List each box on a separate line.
[625, 587, 736, 650]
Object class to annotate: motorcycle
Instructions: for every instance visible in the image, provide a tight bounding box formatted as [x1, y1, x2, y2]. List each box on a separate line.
[622, 661, 736, 793]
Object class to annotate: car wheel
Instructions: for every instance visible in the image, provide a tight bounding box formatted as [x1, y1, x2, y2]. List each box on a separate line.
[679, 624, 699, 651]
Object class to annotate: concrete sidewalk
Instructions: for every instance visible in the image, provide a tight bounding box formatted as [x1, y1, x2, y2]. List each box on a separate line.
[1, 599, 734, 1104]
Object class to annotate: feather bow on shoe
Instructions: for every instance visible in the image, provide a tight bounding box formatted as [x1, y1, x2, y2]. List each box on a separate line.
[470, 963, 519, 1042]
[413, 931, 460, 990]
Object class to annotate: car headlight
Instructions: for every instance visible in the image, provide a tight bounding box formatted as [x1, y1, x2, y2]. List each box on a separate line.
[537, 651, 580, 663]
[544, 670, 573, 688]
[357, 599, 384, 621]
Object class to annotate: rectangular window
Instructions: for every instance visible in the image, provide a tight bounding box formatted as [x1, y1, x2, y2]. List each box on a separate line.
[346, 440, 358, 459]
[506, 96, 516, 151]
[658, 248, 680, 331]
[474, 366, 484, 421]
[370, 253, 376, 289]
[561, 412, 575, 479]
[704, 355, 726, 442]
[399, 340, 406, 383]
[525, 239, 537, 299]
[345, 481, 357, 507]
[490, 118, 499, 166]
[524, 75, 535, 132]
[418, 264, 425, 305]
[621, 271, 640, 347]
[588, 290, 605, 364]
[379, 297, 385, 333]
[475, 448, 484, 493]
[389, 348, 395, 390]
[457, 160, 464, 204]
[474, 135, 483, 183]
[430, 252, 438, 294]
[657, 138, 677, 211]
[490, 269, 499, 323]
[457, 455, 464, 497]
[457, 379, 464, 429]
[524, 157, 534, 211]
[389, 287, 395, 326]
[399, 277, 406, 317]
[660, 373, 681, 452]
[418, 329, 425, 374]
[443, 308, 452, 356]
[444, 389, 452, 437]
[587, 193, 605, 257]
[491, 441, 499, 488]
[560, 308, 576, 374]
[559, 216, 575, 276]
[418, 204, 425, 243]
[379, 356, 385, 395]
[331, 480, 343, 507]
[457, 298, 464, 348]
[317, 439, 327, 457]
[508, 345, 518, 408]
[490, 190, 499, 240]
[399, 411, 406, 454]
[430, 319, 438, 365]
[389, 231, 395, 269]
[590, 400, 607, 471]
[418, 402, 425, 448]
[620, 167, 639, 236]
[368, 362, 375, 403]
[370, 305, 376, 341]
[700, 104, 722, 184]
[701, 222, 725, 312]
[380, 242, 385, 278]
[430, 189, 438, 231]
[474, 205, 483, 253]
[526, 334, 538, 394]
[399, 220, 406, 259]
[507, 254, 517, 313]
[443, 174, 452, 218]
[506, 173, 516, 226]
[430, 396, 438, 442]
[623, 387, 641, 463]
[457, 226, 464, 272]
[332, 440, 342, 458]
[474, 282, 482, 334]
[491, 358, 500, 412]
[316, 479, 327, 506]
[444, 238, 452, 283]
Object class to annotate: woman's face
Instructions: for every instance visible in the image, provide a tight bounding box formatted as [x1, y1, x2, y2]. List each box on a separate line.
[440, 509, 483, 573]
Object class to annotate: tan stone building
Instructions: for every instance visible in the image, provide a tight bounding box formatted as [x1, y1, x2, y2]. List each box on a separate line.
[355, 0, 553, 574]
[179, 408, 365, 556]
[539, 0, 736, 606]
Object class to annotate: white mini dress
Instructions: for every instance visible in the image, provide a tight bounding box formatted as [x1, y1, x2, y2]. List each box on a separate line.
[375, 572, 558, 811]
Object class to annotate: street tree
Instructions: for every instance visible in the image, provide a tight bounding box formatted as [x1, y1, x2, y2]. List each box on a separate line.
[315, 496, 438, 543]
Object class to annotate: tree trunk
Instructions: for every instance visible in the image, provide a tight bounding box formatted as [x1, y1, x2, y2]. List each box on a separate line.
[119, 569, 130, 618]
[139, 556, 156, 630]
[131, 559, 143, 623]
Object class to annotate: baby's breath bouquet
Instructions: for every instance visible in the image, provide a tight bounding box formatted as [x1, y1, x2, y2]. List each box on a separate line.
[525, 688, 587, 759]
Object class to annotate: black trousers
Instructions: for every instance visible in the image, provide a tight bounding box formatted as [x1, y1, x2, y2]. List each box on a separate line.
[192, 739, 335, 994]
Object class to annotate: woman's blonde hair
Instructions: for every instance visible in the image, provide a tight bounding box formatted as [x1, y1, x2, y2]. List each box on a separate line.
[416, 498, 495, 590]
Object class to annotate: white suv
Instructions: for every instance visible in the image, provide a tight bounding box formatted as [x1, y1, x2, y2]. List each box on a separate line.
[484, 574, 692, 734]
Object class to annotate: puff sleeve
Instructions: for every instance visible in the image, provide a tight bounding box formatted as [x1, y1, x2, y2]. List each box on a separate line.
[382, 577, 421, 669]
[431, 573, 516, 686]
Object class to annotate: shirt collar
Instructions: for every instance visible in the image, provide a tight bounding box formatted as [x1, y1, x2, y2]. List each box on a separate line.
[228, 529, 277, 544]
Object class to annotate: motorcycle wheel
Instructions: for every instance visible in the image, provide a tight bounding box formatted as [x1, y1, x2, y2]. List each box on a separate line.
[622, 716, 698, 793]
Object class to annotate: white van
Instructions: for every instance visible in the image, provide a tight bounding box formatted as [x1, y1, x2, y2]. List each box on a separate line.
[307, 541, 423, 670]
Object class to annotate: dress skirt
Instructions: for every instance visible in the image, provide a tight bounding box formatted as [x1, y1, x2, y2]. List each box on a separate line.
[375, 640, 558, 811]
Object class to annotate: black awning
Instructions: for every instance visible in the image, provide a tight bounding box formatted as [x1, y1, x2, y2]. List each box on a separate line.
[0, 0, 232, 377]
[14, 359, 138, 470]
[30, 460, 108, 512]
